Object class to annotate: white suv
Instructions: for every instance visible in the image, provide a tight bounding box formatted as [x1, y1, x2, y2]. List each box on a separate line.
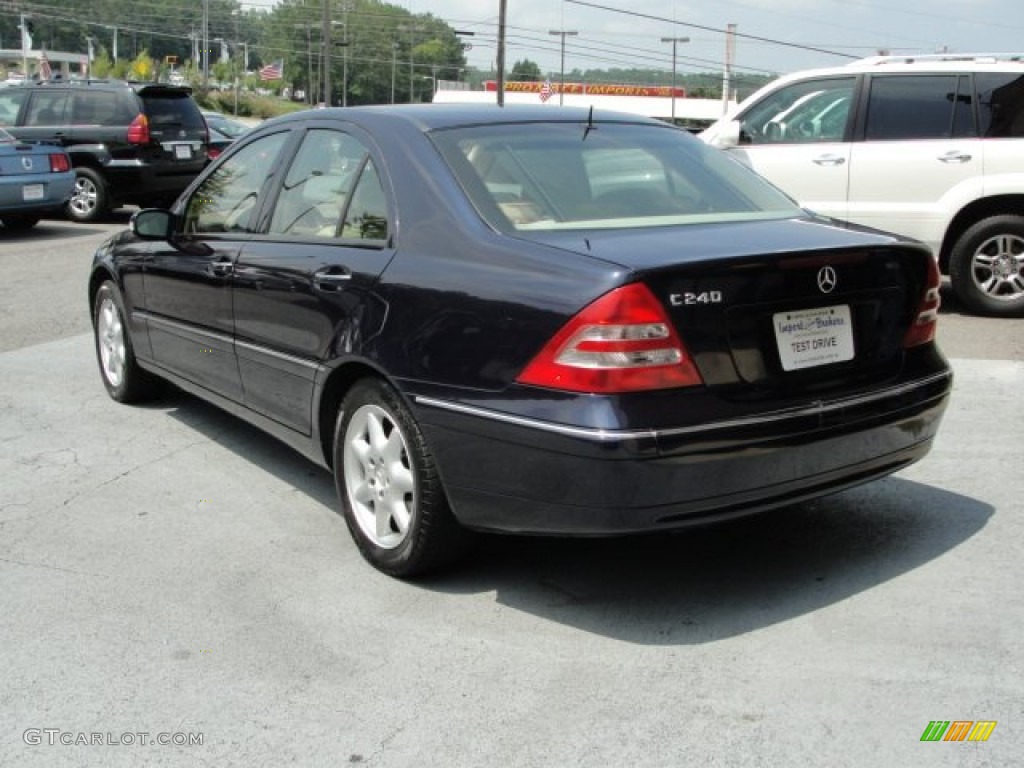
[701, 54, 1024, 317]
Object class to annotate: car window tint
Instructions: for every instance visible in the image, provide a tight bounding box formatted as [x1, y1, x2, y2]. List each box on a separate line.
[72, 91, 131, 126]
[184, 132, 288, 234]
[738, 77, 855, 144]
[864, 75, 959, 140]
[977, 72, 1024, 138]
[143, 94, 206, 131]
[25, 91, 70, 126]
[0, 89, 27, 127]
[433, 122, 800, 232]
[340, 160, 389, 240]
[269, 129, 365, 238]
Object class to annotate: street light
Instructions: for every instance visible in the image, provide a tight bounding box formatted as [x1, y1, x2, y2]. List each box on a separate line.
[660, 36, 689, 122]
[548, 29, 577, 106]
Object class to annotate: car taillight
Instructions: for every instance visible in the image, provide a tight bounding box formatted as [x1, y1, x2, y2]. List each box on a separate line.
[903, 257, 942, 348]
[208, 146, 222, 160]
[516, 282, 703, 393]
[127, 114, 150, 144]
[49, 153, 70, 173]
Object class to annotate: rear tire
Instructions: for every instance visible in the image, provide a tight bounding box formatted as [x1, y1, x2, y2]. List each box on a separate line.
[92, 281, 160, 403]
[333, 378, 468, 578]
[1, 215, 40, 231]
[949, 215, 1024, 317]
[67, 167, 109, 223]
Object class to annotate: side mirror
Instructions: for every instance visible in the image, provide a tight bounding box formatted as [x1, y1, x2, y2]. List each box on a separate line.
[711, 119, 742, 149]
[131, 209, 173, 240]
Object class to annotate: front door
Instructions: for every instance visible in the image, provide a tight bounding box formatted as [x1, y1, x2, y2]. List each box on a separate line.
[143, 130, 291, 400]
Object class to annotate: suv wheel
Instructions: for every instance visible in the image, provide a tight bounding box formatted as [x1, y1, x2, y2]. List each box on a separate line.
[67, 168, 109, 223]
[950, 215, 1024, 317]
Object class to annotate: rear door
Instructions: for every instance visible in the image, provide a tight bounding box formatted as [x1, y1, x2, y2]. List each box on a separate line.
[976, 71, 1024, 185]
[727, 75, 856, 220]
[13, 89, 71, 146]
[138, 86, 209, 174]
[233, 125, 395, 434]
[846, 73, 979, 252]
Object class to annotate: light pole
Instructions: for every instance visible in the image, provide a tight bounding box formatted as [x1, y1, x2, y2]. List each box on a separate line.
[660, 36, 689, 122]
[397, 23, 424, 103]
[548, 29, 577, 106]
[390, 41, 399, 104]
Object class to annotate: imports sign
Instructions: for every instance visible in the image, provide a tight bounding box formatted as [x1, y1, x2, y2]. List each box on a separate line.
[484, 81, 686, 98]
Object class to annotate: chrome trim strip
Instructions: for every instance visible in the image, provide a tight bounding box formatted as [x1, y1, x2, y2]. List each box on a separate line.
[235, 339, 322, 372]
[137, 311, 325, 373]
[414, 371, 951, 443]
[137, 311, 233, 346]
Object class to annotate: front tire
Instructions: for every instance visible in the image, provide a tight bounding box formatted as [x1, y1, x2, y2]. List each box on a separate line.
[67, 168, 109, 223]
[92, 281, 160, 403]
[950, 215, 1024, 317]
[333, 378, 467, 578]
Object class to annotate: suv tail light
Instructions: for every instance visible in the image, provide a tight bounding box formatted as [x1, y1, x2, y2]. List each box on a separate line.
[517, 283, 703, 393]
[127, 114, 150, 144]
[49, 153, 70, 173]
[903, 257, 942, 348]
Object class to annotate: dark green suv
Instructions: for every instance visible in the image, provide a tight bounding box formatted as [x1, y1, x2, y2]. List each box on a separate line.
[0, 79, 209, 222]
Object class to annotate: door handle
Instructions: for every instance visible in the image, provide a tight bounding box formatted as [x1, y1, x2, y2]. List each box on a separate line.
[938, 150, 972, 164]
[208, 258, 233, 277]
[314, 268, 352, 291]
[812, 154, 846, 167]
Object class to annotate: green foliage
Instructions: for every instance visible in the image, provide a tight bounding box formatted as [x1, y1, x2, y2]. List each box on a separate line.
[510, 59, 542, 82]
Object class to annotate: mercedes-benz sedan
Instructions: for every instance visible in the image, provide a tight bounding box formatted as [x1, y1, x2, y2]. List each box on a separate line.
[88, 105, 952, 577]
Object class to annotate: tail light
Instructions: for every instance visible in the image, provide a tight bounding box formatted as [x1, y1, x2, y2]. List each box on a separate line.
[208, 146, 222, 160]
[903, 256, 942, 348]
[49, 153, 70, 173]
[516, 282, 703, 393]
[127, 114, 150, 144]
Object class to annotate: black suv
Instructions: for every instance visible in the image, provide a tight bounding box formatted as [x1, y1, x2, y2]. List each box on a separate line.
[0, 79, 209, 222]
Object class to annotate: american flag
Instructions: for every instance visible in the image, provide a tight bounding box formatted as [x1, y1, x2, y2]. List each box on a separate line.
[539, 78, 553, 103]
[39, 49, 52, 80]
[259, 60, 284, 81]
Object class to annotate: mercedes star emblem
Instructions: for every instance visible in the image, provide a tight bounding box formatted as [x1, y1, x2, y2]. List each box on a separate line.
[817, 266, 838, 294]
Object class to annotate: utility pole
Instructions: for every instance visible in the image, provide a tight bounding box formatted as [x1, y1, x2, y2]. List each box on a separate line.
[202, 0, 210, 87]
[397, 23, 424, 103]
[723, 23, 736, 115]
[322, 0, 331, 106]
[497, 0, 506, 106]
[549, 29, 578, 106]
[660, 36, 689, 122]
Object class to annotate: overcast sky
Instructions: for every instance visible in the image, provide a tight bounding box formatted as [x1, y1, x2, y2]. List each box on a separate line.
[402, 0, 1024, 82]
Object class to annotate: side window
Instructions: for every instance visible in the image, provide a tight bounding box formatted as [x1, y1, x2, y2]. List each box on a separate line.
[72, 92, 125, 126]
[864, 75, 960, 141]
[25, 91, 70, 126]
[739, 77, 855, 144]
[184, 132, 288, 234]
[0, 90, 26, 126]
[977, 73, 1024, 138]
[268, 129, 365, 238]
[341, 160, 389, 241]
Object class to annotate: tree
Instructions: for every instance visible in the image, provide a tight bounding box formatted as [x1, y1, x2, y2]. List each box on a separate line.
[510, 59, 542, 82]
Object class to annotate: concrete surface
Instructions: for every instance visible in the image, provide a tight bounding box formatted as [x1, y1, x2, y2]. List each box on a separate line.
[1, 219, 1022, 766]
[1, 333, 1021, 767]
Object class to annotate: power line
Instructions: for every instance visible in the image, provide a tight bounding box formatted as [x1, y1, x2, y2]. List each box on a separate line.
[563, 0, 859, 60]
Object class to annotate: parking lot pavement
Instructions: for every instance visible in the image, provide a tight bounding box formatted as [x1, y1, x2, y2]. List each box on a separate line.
[1, 333, 1022, 767]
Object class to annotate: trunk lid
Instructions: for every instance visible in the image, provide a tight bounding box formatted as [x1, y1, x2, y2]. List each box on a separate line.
[521, 216, 935, 396]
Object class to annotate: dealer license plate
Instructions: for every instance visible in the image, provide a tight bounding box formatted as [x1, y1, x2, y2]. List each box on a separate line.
[174, 144, 192, 160]
[773, 305, 855, 371]
[22, 184, 44, 201]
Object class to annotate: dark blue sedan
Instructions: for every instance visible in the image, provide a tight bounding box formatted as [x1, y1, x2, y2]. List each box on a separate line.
[88, 105, 952, 577]
[0, 127, 74, 231]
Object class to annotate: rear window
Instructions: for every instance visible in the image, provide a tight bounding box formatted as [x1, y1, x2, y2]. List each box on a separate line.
[431, 121, 800, 232]
[141, 93, 206, 133]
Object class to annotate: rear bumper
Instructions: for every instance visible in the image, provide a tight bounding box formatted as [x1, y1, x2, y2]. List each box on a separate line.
[102, 160, 205, 203]
[414, 369, 952, 534]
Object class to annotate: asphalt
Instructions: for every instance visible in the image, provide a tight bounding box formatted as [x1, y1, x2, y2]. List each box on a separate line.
[1, 332, 1021, 767]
